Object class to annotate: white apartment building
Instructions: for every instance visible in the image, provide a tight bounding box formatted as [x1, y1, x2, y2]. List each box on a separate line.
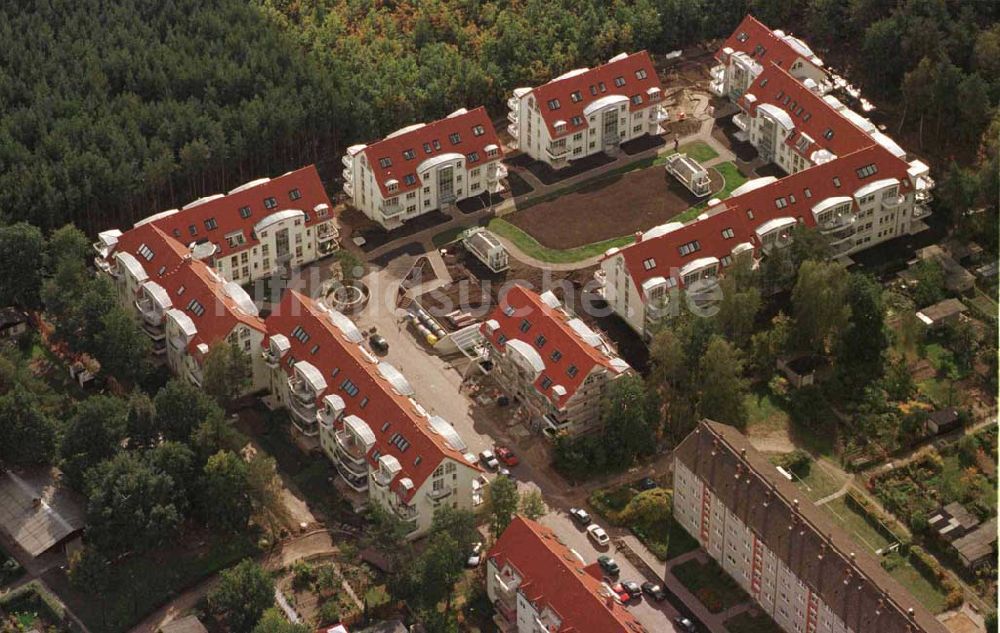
[100, 222, 268, 392]
[710, 14, 829, 100]
[486, 516, 645, 633]
[673, 421, 948, 633]
[265, 290, 480, 537]
[598, 18, 935, 340]
[342, 107, 506, 229]
[480, 286, 631, 437]
[94, 165, 338, 286]
[507, 51, 668, 168]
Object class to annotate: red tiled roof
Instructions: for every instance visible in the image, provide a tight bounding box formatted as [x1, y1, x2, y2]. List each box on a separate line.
[113, 224, 266, 353]
[480, 285, 629, 408]
[361, 107, 502, 199]
[717, 14, 821, 71]
[619, 144, 913, 296]
[134, 165, 332, 260]
[267, 291, 478, 501]
[487, 516, 645, 633]
[530, 51, 661, 139]
[741, 63, 871, 160]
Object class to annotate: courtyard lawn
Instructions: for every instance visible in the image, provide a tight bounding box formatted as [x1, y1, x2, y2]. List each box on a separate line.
[671, 557, 749, 614]
[819, 495, 893, 554]
[793, 461, 847, 502]
[431, 226, 465, 248]
[679, 141, 720, 163]
[488, 218, 635, 264]
[725, 610, 783, 633]
[882, 554, 949, 614]
[745, 390, 791, 436]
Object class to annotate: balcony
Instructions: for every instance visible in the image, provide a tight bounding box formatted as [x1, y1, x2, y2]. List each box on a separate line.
[545, 144, 569, 160]
[709, 64, 726, 96]
[653, 105, 669, 123]
[342, 167, 352, 182]
[380, 200, 402, 218]
[882, 195, 903, 208]
[334, 430, 369, 470]
[426, 486, 453, 502]
[913, 204, 931, 219]
[507, 110, 518, 124]
[343, 181, 354, 198]
[135, 296, 165, 329]
[338, 468, 368, 492]
[394, 503, 419, 521]
[316, 222, 339, 243]
[507, 123, 518, 137]
[341, 154, 352, 168]
[186, 364, 203, 388]
[506, 97, 518, 110]
[733, 112, 749, 132]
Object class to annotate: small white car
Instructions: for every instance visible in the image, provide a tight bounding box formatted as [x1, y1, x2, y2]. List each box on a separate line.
[466, 542, 483, 567]
[479, 449, 499, 470]
[587, 524, 610, 547]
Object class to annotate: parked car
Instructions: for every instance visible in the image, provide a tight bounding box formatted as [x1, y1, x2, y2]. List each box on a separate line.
[478, 450, 499, 470]
[637, 477, 658, 491]
[466, 542, 483, 568]
[621, 581, 642, 599]
[597, 555, 620, 576]
[498, 466, 513, 479]
[369, 333, 389, 353]
[495, 446, 520, 466]
[569, 507, 591, 526]
[674, 616, 697, 633]
[586, 524, 610, 547]
[610, 583, 631, 604]
[641, 581, 667, 601]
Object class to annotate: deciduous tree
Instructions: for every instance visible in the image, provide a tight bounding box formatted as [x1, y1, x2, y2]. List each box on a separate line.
[59, 395, 128, 491]
[203, 340, 253, 408]
[697, 336, 749, 429]
[208, 560, 275, 633]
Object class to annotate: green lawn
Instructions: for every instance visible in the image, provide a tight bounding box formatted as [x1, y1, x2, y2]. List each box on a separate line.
[793, 462, 846, 502]
[745, 390, 791, 435]
[488, 218, 635, 264]
[819, 495, 893, 554]
[678, 141, 719, 163]
[431, 226, 465, 248]
[671, 557, 749, 613]
[882, 553, 948, 614]
[725, 610, 783, 633]
[917, 377, 958, 408]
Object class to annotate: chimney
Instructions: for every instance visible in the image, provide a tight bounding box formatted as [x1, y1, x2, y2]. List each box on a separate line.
[740, 448, 747, 459]
[32, 497, 42, 508]
[634, 231, 643, 243]
[907, 608, 915, 620]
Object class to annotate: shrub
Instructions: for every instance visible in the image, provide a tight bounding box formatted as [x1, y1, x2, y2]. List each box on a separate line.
[291, 560, 316, 591]
[317, 600, 341, 625]
[773, 450, 811, 478]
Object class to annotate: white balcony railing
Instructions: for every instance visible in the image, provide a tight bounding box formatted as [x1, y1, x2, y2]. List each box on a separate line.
[380, 200, 402, 217]
[341, 154, 352, 168]
[733, 112, 749, 132]
[343, 181, 354, 198]
[334, 430, 368, 467]
[506, 97, 518, 111]
[507, 123, 518, 137]
[507, 110, 518, 124]
[342, 167, 352, 182]
[545, 144, 568, 160]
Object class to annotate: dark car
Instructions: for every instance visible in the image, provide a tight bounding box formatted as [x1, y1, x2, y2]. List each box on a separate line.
[641, 581, 667, 601]
[369, 333, 389, 353]
[569, 507, 591, 526]
[674, 616, 697, 633]
[637, 477, 658, 491]
[597, 555, 620, 576]
[621, 581, 642, 599]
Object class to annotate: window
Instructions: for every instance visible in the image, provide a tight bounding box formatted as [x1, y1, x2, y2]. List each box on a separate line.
[502, 305, 516, 317]
[678, 240, 701, 256]
[747, 210, 754, 220]
[823, 128, 834, 140]
[472, 124, 485, 136]
[803, 188, 812, 198]
[614, 76, 625, 87]
[467, 151, 480, 163]
[722, 228, 735, 239]
[291, 326, 310, 344]
[855, 163, 878, 178]
[642, 258, 656, 271]
[589, 85, 598, 96]
[570, 91, 582, 103]
[519, 319, 531, 333]
[204, 218, 218, 230]
[571, 116, 583, 126]
[540, 376, 553, 390]
[760, 78, 769, 88]
[630, 94, 643, 105]
[721, 255, 733, 267]
[403, 174, 417, 186]
[402, 149, 415, 160]
[567, 365, 579, 378]
[310, 344, 320, 355]
[239, 206, 252, 219]
[378, 157, 392, 168]
[534, 335, 546, 348]
[432, 139, 441, 151]
[187, 299, 205, 317]
[635, 68, 648, 80]
[389, 432, 410, 452]
[289, 188, 301, 200]
[546, 98, 561, 111]
[775, 197, 788, 209]
[264, 196, 278, 209]
[598, 81, 607, 93]
[551, 350, 562, 362]
[341, 378, 360, 397]
[832, 176, 841, 188]
[138, 244, 154, 261]
[448, 132, 461, 145]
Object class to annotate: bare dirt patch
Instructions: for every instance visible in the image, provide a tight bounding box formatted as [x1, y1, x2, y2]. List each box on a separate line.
[506, 164, 721, 249]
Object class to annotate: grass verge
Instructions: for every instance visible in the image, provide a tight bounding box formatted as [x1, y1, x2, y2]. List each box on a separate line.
[671, 161, 748, 223]
[724, 609, 783, 633]
[882, 553, 948, 614]
[671, 557, 749, 613]
[488, 218, 634, 264]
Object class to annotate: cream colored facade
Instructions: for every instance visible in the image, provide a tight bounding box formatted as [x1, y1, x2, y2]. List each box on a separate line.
[486, 556, 564, 633]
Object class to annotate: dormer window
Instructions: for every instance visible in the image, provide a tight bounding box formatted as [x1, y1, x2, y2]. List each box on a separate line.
[630, 95, 643, 105]
[403, 174, 417, 186]
[635, 69, 648, 80]
[239, 206, 252, 219]
[472, 125, 485, 136]
[379, 157, 392, 168]
[423, 142, 432, 154]
[402, 149, 415, 160]
[204, 218, 218, 230]
[614, 76, 626, 88]
[571, 116, 583, 126]
[467, 152, 480, 163]
[449, 133, 461, 145]
[264, 196, 278, 209]
[289, 188, 301, 200]
[589, 85, 598, 96]
[642, 258, 656, 270]
[547, 98, 561, 111]
[598, 82, 607, 93]
[570, 91, 582, 103]
[433, 139, 442, 151]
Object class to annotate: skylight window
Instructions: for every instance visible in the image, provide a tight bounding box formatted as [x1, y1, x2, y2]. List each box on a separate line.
[187, 299, 205, 317]
[402, 149, 415, 160]
[472, 125, 485, 136]
[547, 99, 561, 111]
[642, 258, 656, 270]
[635, 69, 648, 80]
[138, 244, 154, 261]
[570, 91, 582, 103]
[614, 76, 626, 88]
[289, 188, 301, 200]
[379, 157, 392, 168]
[239, 206, 252, 219]
[291, 325, 310, 344]
[264, 196, 278, 209]
[403, 174, 417, 186]
[449, 133, 461, 144]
